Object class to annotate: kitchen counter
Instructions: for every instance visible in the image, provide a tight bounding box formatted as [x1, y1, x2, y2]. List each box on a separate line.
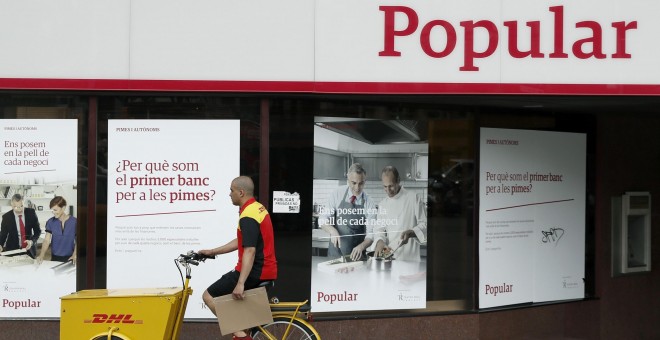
[312, 255, 426, 284]
[312, 228, 330, 249]
[312, 228, 330, 256]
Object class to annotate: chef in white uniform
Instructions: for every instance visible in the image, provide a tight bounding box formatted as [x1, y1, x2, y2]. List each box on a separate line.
[373, 165, 427, 262]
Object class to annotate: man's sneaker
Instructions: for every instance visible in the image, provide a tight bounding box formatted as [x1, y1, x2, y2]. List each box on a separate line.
[232, 335, 253, 340]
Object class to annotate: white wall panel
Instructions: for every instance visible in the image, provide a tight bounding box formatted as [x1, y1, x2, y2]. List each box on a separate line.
[0, 0, 658, 88]
[129, 0, 315, 81]
[0, 0, 130, 79]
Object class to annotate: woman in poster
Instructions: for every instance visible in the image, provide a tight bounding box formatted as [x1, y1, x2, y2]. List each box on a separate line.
[37, 196, 76, 264]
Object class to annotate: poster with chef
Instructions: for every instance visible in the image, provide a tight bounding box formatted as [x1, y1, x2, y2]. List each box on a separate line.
[311, 117, 428, 312]
[0, 119, 77, 318]
[107, 120, 239, 319]
[478, 127, 586, 309]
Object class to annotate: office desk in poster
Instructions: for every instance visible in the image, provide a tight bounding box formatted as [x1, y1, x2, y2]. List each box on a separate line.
[0, 256, 76, 318]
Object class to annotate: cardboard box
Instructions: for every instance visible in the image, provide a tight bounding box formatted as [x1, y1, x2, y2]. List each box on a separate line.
[213, 286, 273, 335]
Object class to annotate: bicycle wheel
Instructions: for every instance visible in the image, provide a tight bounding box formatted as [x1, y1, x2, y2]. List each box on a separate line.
[251, 316, 318, 340]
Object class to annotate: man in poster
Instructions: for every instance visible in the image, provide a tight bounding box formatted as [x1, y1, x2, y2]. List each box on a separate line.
[318, 163, 377, 261]
[373, 166, 427, 262]
[0, 194, 41, 258]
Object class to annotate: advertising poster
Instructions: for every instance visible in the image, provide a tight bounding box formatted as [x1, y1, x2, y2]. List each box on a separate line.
[311, 117, 428, 312]
[0, 119, 77, 318]
[107, 120, 239, 319]
[479, 128, 586, 308]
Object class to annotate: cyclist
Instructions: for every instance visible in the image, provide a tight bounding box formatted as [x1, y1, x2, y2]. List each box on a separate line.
[199, 176, 277, 340]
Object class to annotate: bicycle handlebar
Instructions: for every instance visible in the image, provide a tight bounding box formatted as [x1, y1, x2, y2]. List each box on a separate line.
[177, 250, 215, 266]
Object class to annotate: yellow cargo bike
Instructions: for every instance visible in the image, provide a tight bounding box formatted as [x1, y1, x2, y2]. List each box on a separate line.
[60, 251, 320, 339]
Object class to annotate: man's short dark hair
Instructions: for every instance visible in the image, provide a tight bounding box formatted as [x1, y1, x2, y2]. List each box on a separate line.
[381, 166, 400, 183]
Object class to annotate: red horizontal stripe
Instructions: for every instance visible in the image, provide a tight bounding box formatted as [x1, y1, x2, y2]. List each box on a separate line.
[115, 209, 216, 218]
[1, 78, 660, 95]
[485, 199, 575, 212]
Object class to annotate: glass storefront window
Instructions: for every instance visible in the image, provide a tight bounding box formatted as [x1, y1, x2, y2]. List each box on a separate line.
[0, 92, 601, 319]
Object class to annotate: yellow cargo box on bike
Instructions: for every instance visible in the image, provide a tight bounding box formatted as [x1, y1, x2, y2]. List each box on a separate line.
[60, 287, 189, 340]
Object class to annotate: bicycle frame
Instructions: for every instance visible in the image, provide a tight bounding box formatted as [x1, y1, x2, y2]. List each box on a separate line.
[254, 300, 308, 340]
[170, 259, 194, 339]
[252, 299, 321, 340]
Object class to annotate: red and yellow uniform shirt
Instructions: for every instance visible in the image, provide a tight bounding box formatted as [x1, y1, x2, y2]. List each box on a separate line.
[236, 198, 277, 280]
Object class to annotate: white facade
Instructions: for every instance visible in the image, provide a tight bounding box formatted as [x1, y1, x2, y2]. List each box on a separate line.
[0, 0, 659, 93]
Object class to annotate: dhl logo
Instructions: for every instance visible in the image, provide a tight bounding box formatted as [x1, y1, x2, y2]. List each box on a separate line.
[84, 314, 143, 324]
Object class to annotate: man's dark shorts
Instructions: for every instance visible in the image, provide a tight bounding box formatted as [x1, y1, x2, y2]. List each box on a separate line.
[207, 270, 267, 297]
